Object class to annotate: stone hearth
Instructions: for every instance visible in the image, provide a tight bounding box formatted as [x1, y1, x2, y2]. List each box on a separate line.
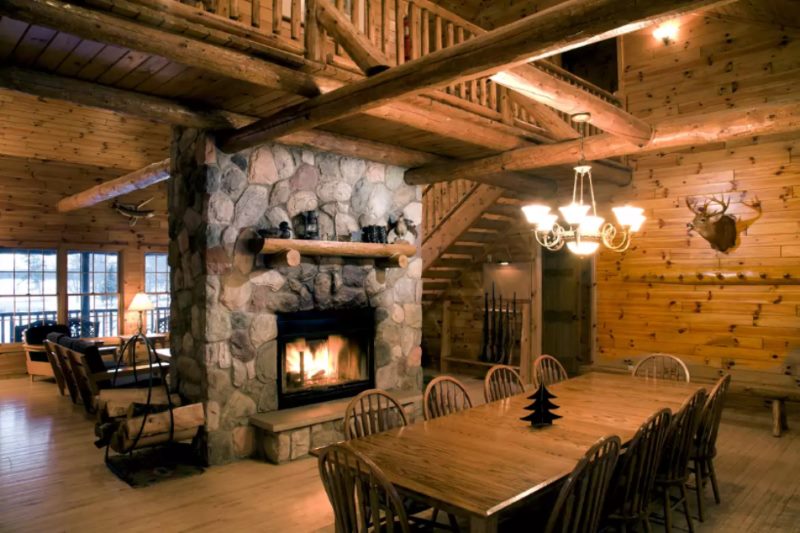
[168, 129, 423, 464]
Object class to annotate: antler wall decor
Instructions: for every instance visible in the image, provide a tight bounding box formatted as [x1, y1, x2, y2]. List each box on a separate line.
[685, 194, 762, 252]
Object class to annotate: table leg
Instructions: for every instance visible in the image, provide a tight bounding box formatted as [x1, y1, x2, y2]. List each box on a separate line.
[470, 515, 498, 533]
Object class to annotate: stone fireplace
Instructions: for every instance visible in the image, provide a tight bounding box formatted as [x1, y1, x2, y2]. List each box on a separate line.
[168, 128, 423, 464]
[277, 308, 375, 409]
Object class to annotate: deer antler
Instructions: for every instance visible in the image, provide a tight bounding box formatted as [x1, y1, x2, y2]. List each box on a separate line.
[685, 196, 706, 215]
[704, 195, 730, 218]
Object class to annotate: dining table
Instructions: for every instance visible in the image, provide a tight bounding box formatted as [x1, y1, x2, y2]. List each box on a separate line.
[340, 372, 706, 532]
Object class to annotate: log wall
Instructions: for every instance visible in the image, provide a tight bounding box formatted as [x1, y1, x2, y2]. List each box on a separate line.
[0, 90, 169, 376]
[596, 13, 800, 374]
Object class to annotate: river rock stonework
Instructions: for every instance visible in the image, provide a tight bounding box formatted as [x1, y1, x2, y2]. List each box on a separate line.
[168, 128, 423, 464]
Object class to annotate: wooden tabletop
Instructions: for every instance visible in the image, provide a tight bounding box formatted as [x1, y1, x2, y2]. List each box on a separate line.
[344, 373, 705, 529]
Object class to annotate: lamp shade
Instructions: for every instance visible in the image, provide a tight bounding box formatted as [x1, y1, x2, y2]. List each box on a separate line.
[522, 204, 551, 225]
[128, 292, 155, 312]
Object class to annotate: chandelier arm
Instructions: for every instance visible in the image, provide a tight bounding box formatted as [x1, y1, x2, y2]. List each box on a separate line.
[588, 167, 597, 217]
[601, 224, 632, 252]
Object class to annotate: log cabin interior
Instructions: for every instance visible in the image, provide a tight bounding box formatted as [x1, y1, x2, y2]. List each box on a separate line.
[0, 0, 799, 531]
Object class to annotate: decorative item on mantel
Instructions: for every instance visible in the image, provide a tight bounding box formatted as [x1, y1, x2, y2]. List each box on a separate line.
[522, 113, 646, 256]
[387, 214, 418, 244]
[480, 283, 517, 364]
[521, 383, 562, 428]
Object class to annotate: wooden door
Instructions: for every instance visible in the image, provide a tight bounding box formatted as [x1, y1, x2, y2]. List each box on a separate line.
[541, 248, 593, 373]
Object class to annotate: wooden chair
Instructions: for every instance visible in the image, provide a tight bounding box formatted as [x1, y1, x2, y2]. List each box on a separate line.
[423, 376, 473, 421]
[42, 339, 67, 396]
[654, 388, 707, 533]
[48, 341, 81, 405]
[532, 354, 568, 388]
[63, 342, 168, 414]
[344, 389, 409, 440]
[483, 364, 524, 403]
[318, 443, 411, 533]
[544, 435, 621, 533]
[691, 374, 731, 522]
[634, 353, 691, 383]
[603, 408, 673, 532]
[21, 324, 70, 381]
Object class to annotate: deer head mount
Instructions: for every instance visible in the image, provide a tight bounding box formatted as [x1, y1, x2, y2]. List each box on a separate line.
[686, 195, 762, 253]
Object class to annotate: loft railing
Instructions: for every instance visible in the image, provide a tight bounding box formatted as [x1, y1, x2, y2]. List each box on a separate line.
[420, 180, 479, 240]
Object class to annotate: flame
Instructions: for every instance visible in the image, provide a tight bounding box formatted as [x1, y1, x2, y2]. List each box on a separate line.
[285, 337, 338, 381]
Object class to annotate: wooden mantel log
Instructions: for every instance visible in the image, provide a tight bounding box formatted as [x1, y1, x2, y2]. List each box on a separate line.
[315, 0, 390, 75]
[218, 0, 721, 152]
[57, 159, 170, 212]
[405, 101, 800, 185]
[260, 239, 416, 268]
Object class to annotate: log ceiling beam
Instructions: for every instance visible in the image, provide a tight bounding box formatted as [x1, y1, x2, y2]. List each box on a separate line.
[0, 66, 254, 130]
[0, 66, 452, 169]
[315, 0, 390, 75]
[507, 93, 580, 141]
[491, 67, 652, 143]
[217, 0, 722, 152]
[404, 101, 800, 185]
[56, 159, 170, 213]
[0, 0, 324, 98]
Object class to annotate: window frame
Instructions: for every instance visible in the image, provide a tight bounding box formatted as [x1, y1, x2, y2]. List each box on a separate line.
[143, 252, 170, 333]
[66, 250, 122, 339]
[0, 248, 59, 344]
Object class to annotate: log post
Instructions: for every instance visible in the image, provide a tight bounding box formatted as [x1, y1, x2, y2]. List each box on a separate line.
[305, 0, 324, 62]
[316, 0, 390, 75]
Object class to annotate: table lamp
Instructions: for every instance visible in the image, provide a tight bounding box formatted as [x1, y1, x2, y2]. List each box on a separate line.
[129, 292, 154, 334]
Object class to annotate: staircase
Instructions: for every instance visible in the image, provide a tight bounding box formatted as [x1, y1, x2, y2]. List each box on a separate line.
[421, 181, 527, 304]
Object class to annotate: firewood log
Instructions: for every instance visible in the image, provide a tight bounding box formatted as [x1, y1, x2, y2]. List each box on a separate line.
[125, 402, 205, 438]
[110, 427, 198, 453]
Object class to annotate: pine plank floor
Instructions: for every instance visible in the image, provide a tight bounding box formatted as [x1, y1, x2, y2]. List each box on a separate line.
[0, 376, 798, 532]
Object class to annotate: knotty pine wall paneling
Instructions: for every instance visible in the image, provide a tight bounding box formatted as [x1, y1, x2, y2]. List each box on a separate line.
[0, 91, 170, 376]
[595, 12, 800, 376]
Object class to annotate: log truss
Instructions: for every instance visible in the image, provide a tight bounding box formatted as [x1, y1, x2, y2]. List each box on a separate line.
[1, 0, 779, 218]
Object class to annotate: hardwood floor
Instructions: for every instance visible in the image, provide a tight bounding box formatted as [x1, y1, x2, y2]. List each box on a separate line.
[0, 376, 798, 532]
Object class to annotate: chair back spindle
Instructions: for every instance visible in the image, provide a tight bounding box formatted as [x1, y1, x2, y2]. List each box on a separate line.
[318, 443, 411, 533]
[545, 435, 622, 533]
[696, 374, 731, 460]
[484, 364, 525, 403]
[344, 389, 409, 440]
[604, 409, 673, 526]
[634, 353, 691, 383]
[659, 389, 707, 483]
[533, 354, 568, 388]
[423, 376, 473, 420]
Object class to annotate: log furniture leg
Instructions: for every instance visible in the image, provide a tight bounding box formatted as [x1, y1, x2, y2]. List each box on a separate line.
[772, 399, 787, 437]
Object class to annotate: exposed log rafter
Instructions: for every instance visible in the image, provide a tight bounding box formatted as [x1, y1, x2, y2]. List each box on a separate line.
[57, 159, 170, 213]
[405, 102, 800, 185]
[218, 0, 724, 152]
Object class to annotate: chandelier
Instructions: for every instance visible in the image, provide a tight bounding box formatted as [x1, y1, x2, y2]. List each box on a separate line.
[521, 113, 645, 256]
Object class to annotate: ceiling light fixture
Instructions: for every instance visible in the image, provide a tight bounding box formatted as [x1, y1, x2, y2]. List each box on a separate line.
[521, 113, 645, 256]
[653, 20, 680, 45]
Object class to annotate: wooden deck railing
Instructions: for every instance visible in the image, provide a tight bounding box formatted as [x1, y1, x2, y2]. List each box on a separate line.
[421, 180, 479, 241]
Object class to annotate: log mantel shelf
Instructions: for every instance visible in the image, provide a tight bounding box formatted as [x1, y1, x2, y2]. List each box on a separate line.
[258, 238, 416, 268]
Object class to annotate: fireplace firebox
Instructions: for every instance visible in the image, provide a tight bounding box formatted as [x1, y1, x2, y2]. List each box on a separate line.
[276, 308, 375, 409]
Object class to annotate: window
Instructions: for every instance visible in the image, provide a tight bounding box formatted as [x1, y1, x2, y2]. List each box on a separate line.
[144, 253, 170, 333]
[67, 251, 119, 338]
[0, 249, 58, 343]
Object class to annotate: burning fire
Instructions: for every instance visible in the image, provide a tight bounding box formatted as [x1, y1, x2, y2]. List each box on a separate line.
[285, 336, 340, 383]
